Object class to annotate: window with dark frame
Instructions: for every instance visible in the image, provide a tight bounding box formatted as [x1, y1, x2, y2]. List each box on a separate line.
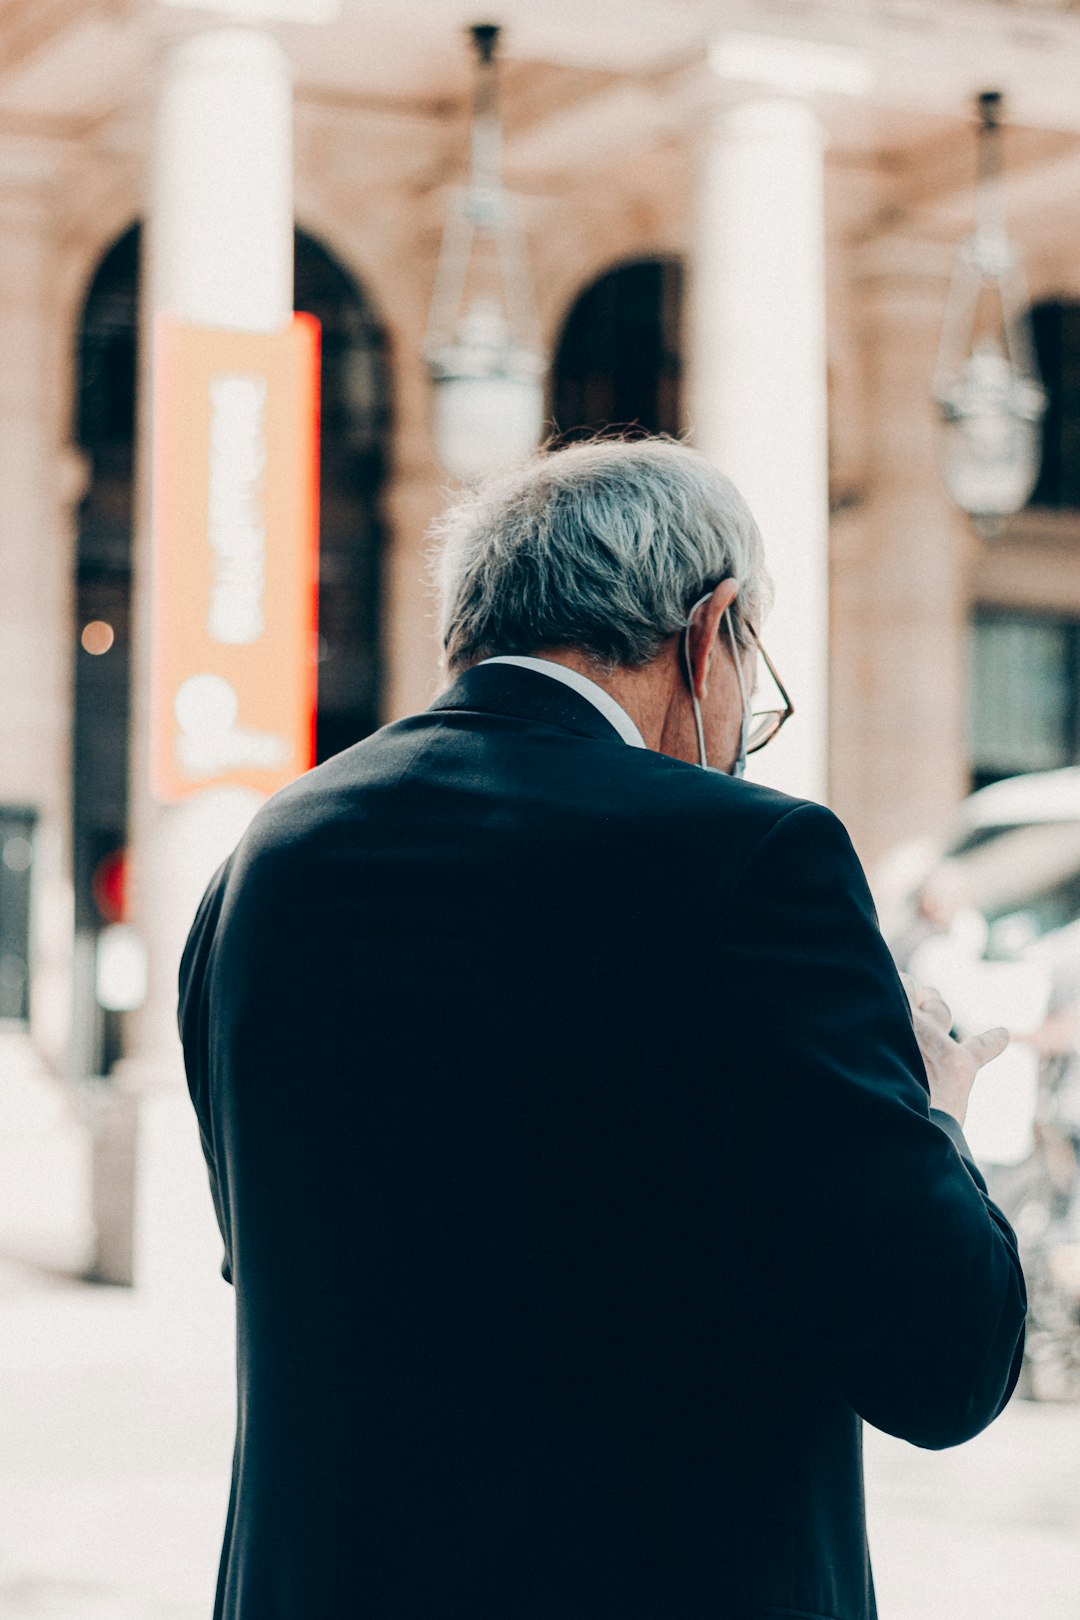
[969, 607, 1080, 792]
[0, 808, 36, 1023]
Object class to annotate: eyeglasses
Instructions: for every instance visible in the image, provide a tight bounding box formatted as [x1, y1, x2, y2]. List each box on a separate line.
[738, 618, 794, 755]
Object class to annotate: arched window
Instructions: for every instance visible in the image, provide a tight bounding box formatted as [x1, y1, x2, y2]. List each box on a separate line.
[1029, 299, 1080, 510]
[72, 223, 391, 1072]
[550, 257, 683, 444]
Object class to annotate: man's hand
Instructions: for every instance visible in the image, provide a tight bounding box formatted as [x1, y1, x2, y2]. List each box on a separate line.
[899, 971, 1010, 1128]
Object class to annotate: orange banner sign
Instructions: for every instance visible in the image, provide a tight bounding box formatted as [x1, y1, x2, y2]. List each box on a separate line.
[150, 314, 321, 803]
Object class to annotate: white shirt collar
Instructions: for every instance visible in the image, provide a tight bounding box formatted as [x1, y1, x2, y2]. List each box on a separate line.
[478, 655, 646, 749]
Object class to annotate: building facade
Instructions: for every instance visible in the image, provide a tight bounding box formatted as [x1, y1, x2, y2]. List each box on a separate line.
[4, 0, 1080, 1182]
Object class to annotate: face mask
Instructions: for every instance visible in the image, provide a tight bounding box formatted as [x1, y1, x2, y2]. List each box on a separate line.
[683, 594, 751, 779]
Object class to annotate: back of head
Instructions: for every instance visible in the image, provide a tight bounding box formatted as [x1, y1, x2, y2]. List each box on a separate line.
[431, 436, 772, 676]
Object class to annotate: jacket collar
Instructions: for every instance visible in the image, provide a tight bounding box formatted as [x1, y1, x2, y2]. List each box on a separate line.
[427, 660, 626, 744]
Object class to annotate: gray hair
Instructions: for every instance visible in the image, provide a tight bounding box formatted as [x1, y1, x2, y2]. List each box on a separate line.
[430, 436, 773, 675]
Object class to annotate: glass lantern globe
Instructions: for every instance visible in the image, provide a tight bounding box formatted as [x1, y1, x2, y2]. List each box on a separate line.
[423, 26, 546, 483]
[427, 298, 545, 482]
[937, 340, 1046, 521]
[933, 92, 1047, 532]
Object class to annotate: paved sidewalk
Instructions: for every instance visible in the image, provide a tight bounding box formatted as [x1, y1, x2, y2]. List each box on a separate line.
[3, 1281, 1076, 1620]
[866, 1401, 1080, 1618]
[0, 1027, 235, 1619]
[1, 1028, 1078, 1618]
[0, 1282, 234, 1620]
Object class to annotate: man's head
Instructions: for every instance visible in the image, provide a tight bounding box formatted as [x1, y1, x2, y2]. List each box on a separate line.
[430, 436, 773, 772]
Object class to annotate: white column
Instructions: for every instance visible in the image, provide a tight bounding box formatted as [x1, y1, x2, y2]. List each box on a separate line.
[0, 187, 76, 1071]
[152, 29, 293, 332]
[128, 27, 293, 1078]
[686, 98, 829, 802]
[112, 28, 294, 1294]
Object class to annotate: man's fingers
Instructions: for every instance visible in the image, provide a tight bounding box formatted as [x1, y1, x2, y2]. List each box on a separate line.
[961, 1026, 1010, 1069]
[900, 972, 955, 1029]
[915, 986, 953, 1029]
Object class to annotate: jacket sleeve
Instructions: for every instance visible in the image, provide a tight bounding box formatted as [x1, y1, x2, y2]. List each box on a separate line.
[721, 800, 1026, 1449]
[177, 855, 235, 1284]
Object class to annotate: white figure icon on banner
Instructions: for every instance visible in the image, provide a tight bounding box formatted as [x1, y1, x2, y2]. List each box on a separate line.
[174, 673, 291, 778]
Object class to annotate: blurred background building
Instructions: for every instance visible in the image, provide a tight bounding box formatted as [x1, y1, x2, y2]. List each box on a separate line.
[3, 0, 1080, 1259]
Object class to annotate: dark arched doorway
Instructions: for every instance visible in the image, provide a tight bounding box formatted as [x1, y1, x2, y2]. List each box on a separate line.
[294, 229, 391, 762]
[550, 257, 683, 444]
[72, 223, 391, 1073]
[72, 225, 139, 1079]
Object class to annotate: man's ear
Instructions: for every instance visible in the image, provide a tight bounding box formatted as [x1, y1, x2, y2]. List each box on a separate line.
[687, 578, 739, 700]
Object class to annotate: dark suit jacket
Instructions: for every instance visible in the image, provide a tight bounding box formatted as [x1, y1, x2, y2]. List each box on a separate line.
[179, 661, 1027, 1620]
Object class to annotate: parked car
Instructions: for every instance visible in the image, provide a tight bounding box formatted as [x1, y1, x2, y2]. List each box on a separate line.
[874, 768, 1080, 1401]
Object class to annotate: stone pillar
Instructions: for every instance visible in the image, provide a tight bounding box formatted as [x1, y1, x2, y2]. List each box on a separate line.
[0, 186, 74, 1069]
[685, 98, 830, 802]
[111, 28, 294, 1293]
[830, 246, 971, 871]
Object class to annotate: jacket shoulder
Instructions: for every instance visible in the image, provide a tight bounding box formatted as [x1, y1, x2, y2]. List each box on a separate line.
[612, 745, 832, 853]
[225, 718, 426, 855]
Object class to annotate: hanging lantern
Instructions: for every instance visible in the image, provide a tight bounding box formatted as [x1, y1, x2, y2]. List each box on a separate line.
[932, 91, 1046, 536]
[423, 23, 545, 482]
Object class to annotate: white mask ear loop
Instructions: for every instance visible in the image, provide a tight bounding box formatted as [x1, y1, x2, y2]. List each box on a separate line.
[724, 607, 751, 780]
[683, 592, 714, 770]
[683, 593, 751, 777]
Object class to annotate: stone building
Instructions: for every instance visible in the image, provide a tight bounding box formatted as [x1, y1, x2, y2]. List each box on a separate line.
[4, 0, 1080, 1276]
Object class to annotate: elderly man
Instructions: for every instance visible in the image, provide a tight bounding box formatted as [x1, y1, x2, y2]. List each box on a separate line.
[180, 438, 1025, 1620]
